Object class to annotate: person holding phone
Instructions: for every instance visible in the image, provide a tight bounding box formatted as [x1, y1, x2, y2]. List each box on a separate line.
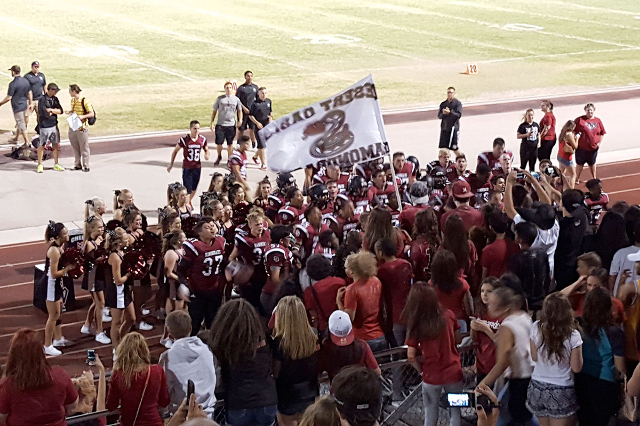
[70, 353, 107, 426]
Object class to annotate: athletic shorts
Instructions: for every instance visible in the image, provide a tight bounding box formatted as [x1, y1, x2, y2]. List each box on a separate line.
[439, 127, 459, 151]
[215, 124, 236, 145]
[575, 147, 598, 166]
[182, 167, 202, 193]
[35, 126, 60, 147]
[256, 121, 268, 149]
[239, 114, 255, 132]
[14, 110, 28, 132]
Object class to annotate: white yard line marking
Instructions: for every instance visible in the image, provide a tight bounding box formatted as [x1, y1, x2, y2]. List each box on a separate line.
[51, 334, 164, 357]
[0, 17, 196, 82]
[479, 47, 637, 64]
[0, 295, 91, 312]
[536, 0, 639, 16]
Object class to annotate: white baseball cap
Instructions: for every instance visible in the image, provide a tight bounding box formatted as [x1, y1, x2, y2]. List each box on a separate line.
[329, 310, 354, 346]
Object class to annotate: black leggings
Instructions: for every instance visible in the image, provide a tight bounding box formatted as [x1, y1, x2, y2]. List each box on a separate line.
[538, 139, 556, 161]
[520, 143, 538, 171]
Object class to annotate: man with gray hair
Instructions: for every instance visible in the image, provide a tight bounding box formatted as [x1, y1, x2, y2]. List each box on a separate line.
[0, 65, 32, 146]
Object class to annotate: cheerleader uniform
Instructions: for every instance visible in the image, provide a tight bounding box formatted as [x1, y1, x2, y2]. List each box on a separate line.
[105, 252, 133, 309]
[81, 239, 105, 293]
[44, 243, 64, 302]
[177, 205, 193, 221]
[166, 249, 183, 301]
[128, 231, 152, 288]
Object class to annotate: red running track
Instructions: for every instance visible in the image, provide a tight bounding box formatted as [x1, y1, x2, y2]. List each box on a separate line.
[1, 159, 639, 375]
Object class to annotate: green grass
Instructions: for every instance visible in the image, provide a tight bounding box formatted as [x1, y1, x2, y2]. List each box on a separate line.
[1, 0, 639, 135]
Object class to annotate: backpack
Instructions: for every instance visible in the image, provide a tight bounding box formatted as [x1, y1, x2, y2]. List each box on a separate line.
[81, 97, 97, 126]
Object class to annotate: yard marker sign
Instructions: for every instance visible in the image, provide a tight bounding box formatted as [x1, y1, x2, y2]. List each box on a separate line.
[466, 64, 478, 75]
[260, 75, 389, 173]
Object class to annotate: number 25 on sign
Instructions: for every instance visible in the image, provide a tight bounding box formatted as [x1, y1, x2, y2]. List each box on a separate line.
[466, 64, 478, 75]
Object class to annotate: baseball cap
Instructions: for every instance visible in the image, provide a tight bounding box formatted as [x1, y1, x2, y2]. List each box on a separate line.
[47, 83, 60, 92]
[329, 310, 354, 346]
[451, 180, 474, 198]
[32, 61, 39, 67]
[8, 65, 20, 74]
[409, 181, 430, 198]
[516, 203, 557, 230]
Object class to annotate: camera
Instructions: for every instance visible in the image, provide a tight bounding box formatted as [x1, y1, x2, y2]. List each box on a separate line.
[446, 392, 497, 413]
[87, 349, 96, 366]
[544, 166, 559, 177]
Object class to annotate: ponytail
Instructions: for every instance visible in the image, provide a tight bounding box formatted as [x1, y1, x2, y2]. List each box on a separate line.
[85, 197, 106, 219]
[44, 221, 65, 243]
[167, 182, 186, 208]
[84, 216, 101, 242]
[162, 231, 185, 255]
[105, 227, 127, 252]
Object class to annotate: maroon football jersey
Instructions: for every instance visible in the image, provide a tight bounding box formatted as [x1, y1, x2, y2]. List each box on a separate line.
[294, 221, 329, 261]
[235, 231, 271, 266]
[347, 194, 370, 219]
[367, 183, 396, 207]
[408, 236, 436, 282]
[182, 237, 226, 293]
[178, 134, 207, 169]
[262, 244, 293, 294]
[276, 204, 305, 226]
[313, 172, 350, 194]
[266, 192, 285, 221]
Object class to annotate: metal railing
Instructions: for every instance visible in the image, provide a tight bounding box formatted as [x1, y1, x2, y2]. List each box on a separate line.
[67, 409, 120, 425]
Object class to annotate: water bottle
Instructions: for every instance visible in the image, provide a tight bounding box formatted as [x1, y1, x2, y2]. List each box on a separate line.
[319, 371, 330, 396]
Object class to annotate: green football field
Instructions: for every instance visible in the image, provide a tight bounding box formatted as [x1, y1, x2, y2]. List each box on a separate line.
[1, 0, 639, 135]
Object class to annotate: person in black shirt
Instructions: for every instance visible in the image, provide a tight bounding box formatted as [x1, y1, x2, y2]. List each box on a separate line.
[236, 70, 259, 147]
[250, 87, 273, 171]
[554, 189, 589, 290]
[24, 61, 46, 129]
[437, 86, 462, 155]
[509, 221, 549, 312]
[35, 83, 64, 173]
[517, 109, 541, 171]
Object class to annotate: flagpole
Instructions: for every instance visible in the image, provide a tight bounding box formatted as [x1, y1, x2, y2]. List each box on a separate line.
[388, 152, 404, 213]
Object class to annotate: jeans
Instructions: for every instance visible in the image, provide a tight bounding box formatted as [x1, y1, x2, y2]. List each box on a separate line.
[227, 405, 277, 426]
[392, 324, 407, 400]
[421, 381, 462, 426]
[367, 335, 389, 353]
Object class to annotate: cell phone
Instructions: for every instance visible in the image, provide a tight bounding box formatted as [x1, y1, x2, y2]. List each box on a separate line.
[544, 166, 558, 177]
[87, 349, 96, 366]
[516, 171, 525, 180]
[446, 392, 496, 413]
[187, 379, 195, 402]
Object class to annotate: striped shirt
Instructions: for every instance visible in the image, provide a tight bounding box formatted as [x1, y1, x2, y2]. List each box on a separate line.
[70, 97, 93, 130]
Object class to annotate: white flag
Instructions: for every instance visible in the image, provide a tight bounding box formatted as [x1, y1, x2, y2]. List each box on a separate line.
[260, 75, 389, 173]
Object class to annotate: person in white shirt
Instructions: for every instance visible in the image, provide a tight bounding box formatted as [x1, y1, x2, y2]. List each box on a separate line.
[159, 310, 218, 417]
[526, 293, 583, 425]
[609, 221, 640, 295]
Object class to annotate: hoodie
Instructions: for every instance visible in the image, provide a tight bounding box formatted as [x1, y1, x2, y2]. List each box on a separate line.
[159, 336, 218, 414]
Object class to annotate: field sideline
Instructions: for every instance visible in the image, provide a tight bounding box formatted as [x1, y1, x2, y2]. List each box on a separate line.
[0, 0, 639, 137]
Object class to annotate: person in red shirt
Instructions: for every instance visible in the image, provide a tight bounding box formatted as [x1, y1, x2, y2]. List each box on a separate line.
[404, 283, 463, 426]
[375, 237, 413, 347]
[467, 163, 493, 206]
[560, 268, 626, 324]
[0, 329, 79, 426]
[574, 103, 606, 182]
[260, 225, 294, 314]
[410, 209, 441, 282]
[584, 178, 609, 226]
[324, 180, 339, 214]
[470, 277, 504, 383]
[183, 218, 226, 335]
[430, 249, 473, 331]
[228, 136, 251, 190]
[481, 211, 519, 279]
[445, 152, 471, 184]
[367, 168, 396, 207]
[276, 187, 306, 226]
[337, 251, 387, 352]
[313, 164, 350, 194]
[538, 100, 556, 161]
[477, 138, 512, 172]
[107, 333, 170, 426]
[167, 120, 210, 203]
[294, 205, 329, 262]
[440, 180, 485, 231]
[392, 151, 417, 196]
[304, 255, 347, 337]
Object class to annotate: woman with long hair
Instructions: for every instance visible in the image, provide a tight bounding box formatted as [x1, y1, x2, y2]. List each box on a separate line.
[430, 249, 473, 332]
[106, 333, 170, 426]
[517, 108, 541, 171]
[538, 100, 556, 161]
[478, 287, 535, 426]
[43, 221, 76, 356]
[471, 277, 503, 384]
[159, 231, 186, 348]
[272, 296, 319, 426]
[575, 287, 625, 426]
[593, 211, 629, 271]
[254, 176, 272, 211]
[208, 298, 277, 426]
[229, 183, 251, 226]
[0, 329, 78, 425]
[336, 251, 387, 352]
[442, 214, 476, 277]
[362, 206, 404, 256]
[526, 293, 583, 426]
[403, 283, 463, 426]
[299, 396, 341, 426]
[167, 183, 193, 220]
[81, 216, 111, 345]
[410, 208, 441, 282]
[159, 209, 181, 236]
[557, 120, 579, 188]
[207, 172, 224, 194]
[105, 227, 135, 354]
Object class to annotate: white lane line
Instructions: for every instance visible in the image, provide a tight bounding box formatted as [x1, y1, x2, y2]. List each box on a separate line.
[0, 259, 40, 268]
[0, 320, 88, 339]
[0, 240, 45, 250]
[0, 295, 91, 312]
[50, 334, 164, 358]
[609, 188, 640, 195]
[0, 281, 32, 289]
[244, 0, 532, 55]
[479, 47, 637, 64]
[536, 0, 639, 16]
[600, 171, 640, 181]
[0, 17, 196, 82]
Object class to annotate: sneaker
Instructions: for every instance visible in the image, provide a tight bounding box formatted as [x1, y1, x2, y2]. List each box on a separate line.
[142, 308, 151, 316]
[102, 314, 112, 323]
[52, 337, 71, 347]
[95, 331, 111, 345]
[74, 166, 82, 170]
[44, 345, 62, 357]
[36, 164, 43, 173]
[260, 165, 267, 171]
[80, 325, 93, 335]
[83, 167, 90, 172]
[53, 163, 65, 171]
[252, 156, 259, 164]
[138, 321, 153, 331]
[160, 337, 173, 349]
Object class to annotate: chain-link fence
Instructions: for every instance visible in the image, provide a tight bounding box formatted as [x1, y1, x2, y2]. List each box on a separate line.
[377, 344, 478, 426]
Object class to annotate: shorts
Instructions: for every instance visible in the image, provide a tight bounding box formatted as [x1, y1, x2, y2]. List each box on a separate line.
[255, 121, 268, 149]
[557, 154, 574, 167]
[439, 127, 459, 151]
[239, 114, 255, 132]
[574, 147, 598, 166]
[36, 126, 60, 147]
[14, 110, 28, 132]
[525, 379, 578, 418]
[182, 167, 202, 193]
[215, 124, 236, 145]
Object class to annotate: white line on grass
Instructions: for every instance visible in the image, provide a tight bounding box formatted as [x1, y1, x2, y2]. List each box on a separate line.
[244, 0, 532, 55]
[535, 0, 640, 16]
[479, 47, 638, 63]
[0, 17, 196, 82]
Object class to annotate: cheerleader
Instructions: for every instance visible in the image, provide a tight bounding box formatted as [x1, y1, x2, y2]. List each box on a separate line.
[43, 221, 76, 357]
[80, 216, 111, 345]
[230, 183, 251, 227]
[167, 182, 193, 220]
[159, 209, 182, 236]
[85, 197, 107, 224]
[159, 231, 186, 348]
[104, 227, 135, 353]
[113, 189, 136, 222]
[253, 176, 272, 211]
